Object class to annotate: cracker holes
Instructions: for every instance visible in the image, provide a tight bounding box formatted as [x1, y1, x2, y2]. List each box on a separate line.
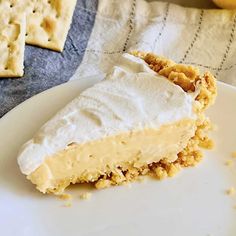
[10, 4, 14, 8]
[32, 9, 36, 14]
[8, 19, 13, 24]
[7, 44, 10, 48]
[4, 66, 8, 70]
[48, 38, 51, 42]
[48, 0, 51, 4]
[25, 33, 28, 37]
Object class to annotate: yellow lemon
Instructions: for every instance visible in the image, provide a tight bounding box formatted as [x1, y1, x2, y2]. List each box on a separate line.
[213, 0, 236, 9]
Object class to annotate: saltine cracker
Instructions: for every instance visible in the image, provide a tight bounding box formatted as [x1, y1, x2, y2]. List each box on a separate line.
[4, 0, 77, 52]
[0, 5, 26, 77]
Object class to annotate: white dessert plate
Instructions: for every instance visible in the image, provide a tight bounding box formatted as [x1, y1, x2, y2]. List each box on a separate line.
[0, 77, 236, 236]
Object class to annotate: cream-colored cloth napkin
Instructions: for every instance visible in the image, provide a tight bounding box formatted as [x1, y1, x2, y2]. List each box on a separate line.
[72, 0, 236, 86]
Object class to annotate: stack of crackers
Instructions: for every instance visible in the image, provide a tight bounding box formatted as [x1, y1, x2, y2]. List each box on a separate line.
[0, 0, 77, 78]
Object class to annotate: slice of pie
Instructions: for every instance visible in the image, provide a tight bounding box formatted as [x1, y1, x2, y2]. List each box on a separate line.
[17, 52, 217, 194]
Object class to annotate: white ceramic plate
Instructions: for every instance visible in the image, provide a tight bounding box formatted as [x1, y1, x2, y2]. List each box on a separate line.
[0, 78, 236, 236]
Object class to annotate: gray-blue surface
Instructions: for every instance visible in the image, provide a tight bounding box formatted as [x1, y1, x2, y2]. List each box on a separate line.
[0, 0, 98, 118]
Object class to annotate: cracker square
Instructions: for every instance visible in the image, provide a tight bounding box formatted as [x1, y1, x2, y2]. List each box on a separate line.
[0, 7, 26, 78]
[5, 0, 77, 52]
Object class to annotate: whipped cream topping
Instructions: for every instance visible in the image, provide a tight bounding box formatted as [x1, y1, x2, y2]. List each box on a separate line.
[18, 53, 196, 175]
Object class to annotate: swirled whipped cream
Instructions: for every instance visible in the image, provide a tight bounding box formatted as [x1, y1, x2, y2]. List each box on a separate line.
[17, 53, 196, 175]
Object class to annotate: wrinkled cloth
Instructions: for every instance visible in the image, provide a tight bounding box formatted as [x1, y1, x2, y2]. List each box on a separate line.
[72, 0, 236, 90]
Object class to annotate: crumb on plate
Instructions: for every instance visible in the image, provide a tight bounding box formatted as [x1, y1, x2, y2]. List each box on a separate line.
[225, 160, 233, 166]
[80, 192, 92, 200]
[58, 193, 72, 200]
[211, 123, 218, 131]
[63, 202, 72, 207]
[137, 176, 145, 182]
[226, 187, 236, 196]
[232, 152, 236, 158]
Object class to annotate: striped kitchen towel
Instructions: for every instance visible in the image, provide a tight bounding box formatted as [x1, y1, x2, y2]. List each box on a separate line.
[72, 0, 236, 87]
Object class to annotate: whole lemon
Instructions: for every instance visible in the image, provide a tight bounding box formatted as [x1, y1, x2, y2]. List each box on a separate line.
[213, 0, 236, 9]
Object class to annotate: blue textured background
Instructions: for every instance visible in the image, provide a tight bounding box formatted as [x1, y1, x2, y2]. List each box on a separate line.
[0, 0, 98, 118]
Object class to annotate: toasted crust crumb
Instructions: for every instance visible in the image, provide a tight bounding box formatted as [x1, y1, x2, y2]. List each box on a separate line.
[63, 202, 72, 207]
[137, 176, 145, 182]
[154, 166, 168, 180]
[58, 193, 72, 200]
[95, 179, 112, 189]
[168, 163, 181, 177]
[226, 187, 236, 196]
[225, 160, 233, 166]
[232, 152, 236, 158]
[80, 192, 92, 200]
